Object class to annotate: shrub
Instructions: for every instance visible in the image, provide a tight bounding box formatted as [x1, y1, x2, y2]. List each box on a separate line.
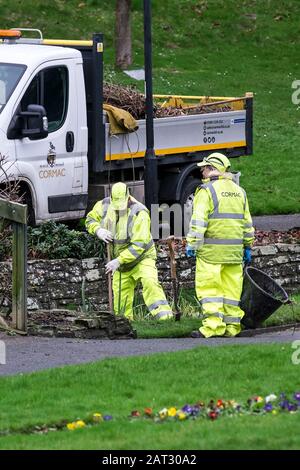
[0, 221, 105, 261]
[27, 221, 105, 260]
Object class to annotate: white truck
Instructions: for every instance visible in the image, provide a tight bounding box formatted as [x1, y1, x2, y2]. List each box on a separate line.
[0, 29, 253, 224]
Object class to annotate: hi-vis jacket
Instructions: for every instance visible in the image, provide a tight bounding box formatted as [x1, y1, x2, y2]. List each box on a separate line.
[187, 174, 254, 264]
[85, 196, 156, 271]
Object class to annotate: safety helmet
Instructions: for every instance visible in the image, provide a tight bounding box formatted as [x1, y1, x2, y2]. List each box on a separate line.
[110, 182, 129, 210]
[197, 152, 231, 173]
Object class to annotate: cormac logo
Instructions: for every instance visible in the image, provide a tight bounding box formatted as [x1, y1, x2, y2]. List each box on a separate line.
[221, 191, 241, 197]
[39, 168, 66, 179]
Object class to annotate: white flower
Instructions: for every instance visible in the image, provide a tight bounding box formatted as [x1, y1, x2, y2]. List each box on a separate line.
[265, 394, 277, 403]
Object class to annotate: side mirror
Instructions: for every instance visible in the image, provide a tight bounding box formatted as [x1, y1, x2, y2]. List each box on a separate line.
[7, 104, 48, 140]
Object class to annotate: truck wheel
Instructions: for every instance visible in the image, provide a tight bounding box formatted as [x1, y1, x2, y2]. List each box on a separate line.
[21, 189, 36, 226]
[180, 177, 201, 236]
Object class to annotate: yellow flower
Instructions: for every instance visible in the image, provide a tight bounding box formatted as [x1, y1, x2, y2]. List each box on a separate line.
[177, 412, 187, 421]
[272, 410, 278, 415]
[93, 413, 103, 423]
[66, 422, 76, 431]
[74, 420, 86, 429]
[168, 407, 177, 417]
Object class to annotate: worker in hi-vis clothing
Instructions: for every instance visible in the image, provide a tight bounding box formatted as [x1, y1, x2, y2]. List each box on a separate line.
[85, 182, 173, 321]
[186, 153, 254, 338]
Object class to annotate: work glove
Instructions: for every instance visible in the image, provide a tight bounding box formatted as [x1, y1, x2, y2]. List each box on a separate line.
[105, 258, 120, 274]
[96, 228, 113, 244]
[186, 246, 196, 258]
[243, 246, 252, 265]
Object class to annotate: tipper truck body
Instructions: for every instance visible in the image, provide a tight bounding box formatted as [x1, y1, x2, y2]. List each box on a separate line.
[0, 30, 253, 224]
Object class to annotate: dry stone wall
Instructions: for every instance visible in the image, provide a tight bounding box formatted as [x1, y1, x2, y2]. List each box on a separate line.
[0, 243, 299, 312]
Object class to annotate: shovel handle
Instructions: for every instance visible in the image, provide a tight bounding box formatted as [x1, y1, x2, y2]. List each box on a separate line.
[167, 236, 181, 321]
[107, 243, 113, 313]
[167, 236, 177, 279]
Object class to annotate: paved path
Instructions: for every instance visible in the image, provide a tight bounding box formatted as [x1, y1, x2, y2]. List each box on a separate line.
[253, 214, 300, 231]
[1, 328, 299, 376]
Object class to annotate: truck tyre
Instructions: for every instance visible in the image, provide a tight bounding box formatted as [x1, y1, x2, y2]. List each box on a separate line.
[21, 188, 36, 226]
[179, 177, 201, 236]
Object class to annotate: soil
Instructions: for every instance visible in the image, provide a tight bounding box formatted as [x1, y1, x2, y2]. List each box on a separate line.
[253, 228, 300, 246]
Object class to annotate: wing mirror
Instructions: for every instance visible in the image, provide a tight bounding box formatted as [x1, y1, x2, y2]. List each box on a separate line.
[7, 104, 48, 140]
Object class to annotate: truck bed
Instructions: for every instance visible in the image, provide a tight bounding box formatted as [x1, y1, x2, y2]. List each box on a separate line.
[104, 109, 247, 162]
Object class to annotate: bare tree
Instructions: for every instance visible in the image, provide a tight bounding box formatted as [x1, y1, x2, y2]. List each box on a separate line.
[0, 153, 22, 323]
[115, 0, 132, 70]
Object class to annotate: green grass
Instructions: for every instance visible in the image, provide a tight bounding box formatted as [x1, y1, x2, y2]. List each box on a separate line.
[133, 317, 201, 338]
[1, 0, 300, 214]
[0, 343, 299, 449]
[264, 293, 300, 326]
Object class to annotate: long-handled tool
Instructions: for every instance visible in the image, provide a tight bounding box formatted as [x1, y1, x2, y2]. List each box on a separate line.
[167, 236, 181, 321]
[106, 243, 114, 313]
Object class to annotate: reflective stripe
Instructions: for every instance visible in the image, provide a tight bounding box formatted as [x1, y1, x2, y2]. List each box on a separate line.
[223, 298, 240, 306]
[210, 212, 244, 219]
[148, 299, 169, 311]
[206, 183, 219, 216]
[204, 180, 246, 220]
[132, 241, 148, 248]
[244, 223, 253, 229]
[132, 240, 154, 250]
[201, 297, 240, 306]
[201, 297, 223, 304]
[85, 216, 95, 227]
[203, 312, 224, 319]
[145, 239, 154, 250]
[100, 197, 110, 228]
[204, 238, 243, 245]
[127, 202, 147, 236]
[187, 231, 204, 239]
[223, 315, 241, 324]
[191, 219, 208, 228]
[241, 188, 247, 211]
[124, 239, 154, 268]
[114, 239, 129, 244]
[102, 197, 110, 217]
[128, 245, 140, 258]
[244, 231, 255, 238]
[154, 310, 173, 319]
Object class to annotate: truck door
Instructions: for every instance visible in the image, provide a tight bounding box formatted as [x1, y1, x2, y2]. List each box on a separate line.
[14, 60, 85, 223]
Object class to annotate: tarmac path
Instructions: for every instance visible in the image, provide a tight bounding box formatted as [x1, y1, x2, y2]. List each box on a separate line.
[1, 328, 299, 376]
[252, 213, 300, 231]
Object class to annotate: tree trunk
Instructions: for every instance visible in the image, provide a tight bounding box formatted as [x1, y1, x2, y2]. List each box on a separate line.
[115, 0, 132, 70]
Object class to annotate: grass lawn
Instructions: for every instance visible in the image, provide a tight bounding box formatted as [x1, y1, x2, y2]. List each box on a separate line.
[132, 291, 300, 338]
[0, 343, 299, 449]
[1, 0, 300, 214]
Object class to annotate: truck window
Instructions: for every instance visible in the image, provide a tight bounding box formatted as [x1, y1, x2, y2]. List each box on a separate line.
[21, 66, 68, 133]
[0, 63, 26, 114]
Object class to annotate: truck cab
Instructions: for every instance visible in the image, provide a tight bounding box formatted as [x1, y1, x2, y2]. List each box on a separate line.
[0, 30, 88, 224]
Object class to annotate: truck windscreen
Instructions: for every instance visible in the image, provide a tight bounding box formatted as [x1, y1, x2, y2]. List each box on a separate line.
[0, 63, 26, 114]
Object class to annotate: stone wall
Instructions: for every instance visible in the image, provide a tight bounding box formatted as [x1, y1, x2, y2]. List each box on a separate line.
[0, 243, 299, 312]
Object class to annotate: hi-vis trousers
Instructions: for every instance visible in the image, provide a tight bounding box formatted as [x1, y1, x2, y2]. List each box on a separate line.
[195, 258, 245, 337]
[112, 258, 173, 321]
